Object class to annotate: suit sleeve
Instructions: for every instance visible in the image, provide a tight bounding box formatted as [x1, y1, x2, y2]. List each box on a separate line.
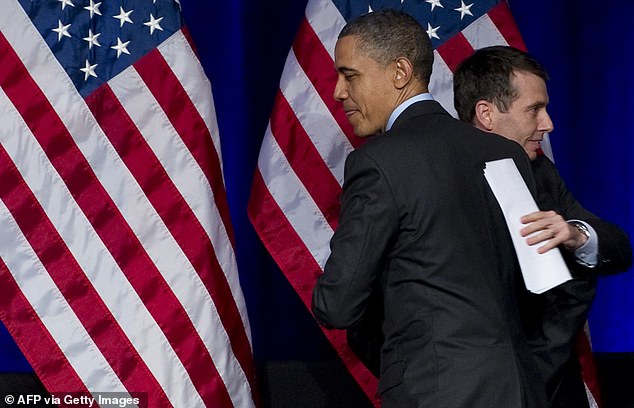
[527, 156, 631, 398]
[539, 157, 632, 274]
[525, 275, 596, 398]
[312, 149, 399, 329]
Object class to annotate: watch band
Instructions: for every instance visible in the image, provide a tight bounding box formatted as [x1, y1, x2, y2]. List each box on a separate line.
[570, 221, 591, 240]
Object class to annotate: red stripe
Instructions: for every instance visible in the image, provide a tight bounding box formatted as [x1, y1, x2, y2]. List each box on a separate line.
[0, 33, 233, 407]
[293, 17, 364, 149]
[248, 171, 379, 407]
[181, 27, 199, 59]
[0, 145, 168, 405]
[135, 46, 236, 250]
[436, 32, 475, 73]
[576, 331, 602, 406]
[489, 2, 527, 51]
[134, 50, 255, 389]
[86, 83, 253, 403]
[130, 48, 255, 390]
[269, 91, 342, 230]
[0, 259, 88, 395]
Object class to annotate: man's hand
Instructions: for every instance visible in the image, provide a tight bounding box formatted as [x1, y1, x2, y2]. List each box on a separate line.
[520, 210, 588, 254]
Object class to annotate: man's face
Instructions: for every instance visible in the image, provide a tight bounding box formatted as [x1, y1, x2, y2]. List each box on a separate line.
[489, 71, 554, 160]
[333, 35, 397, 137]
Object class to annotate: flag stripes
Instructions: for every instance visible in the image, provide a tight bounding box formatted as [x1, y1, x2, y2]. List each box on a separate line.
[437, 33, 475, 73]
[486, 2, 527, 50]
[253, 127, 334, 269]
[249, 169, 329, 295]
[94, 59, 254, 400]
[292, 18, 360, 149]
[0, 258, 87, 393]
[0, 144, 159, 405]
[135, 46, 237, 251]
[85, 84, 236, 408]
[279, 48, 354, 183]
[0, 34, 210, 406]
[0, 1, 255, 406]
[269, 92, 342, 230]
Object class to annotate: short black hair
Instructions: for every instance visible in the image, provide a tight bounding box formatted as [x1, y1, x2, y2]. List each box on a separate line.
[453, 45, 549, 122]
[339, 9, 433, 85]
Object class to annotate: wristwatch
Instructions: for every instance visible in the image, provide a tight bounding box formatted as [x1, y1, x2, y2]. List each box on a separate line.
[569, 221, 591, 241]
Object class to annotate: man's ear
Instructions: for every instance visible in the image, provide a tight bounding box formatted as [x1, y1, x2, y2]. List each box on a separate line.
[473, 100, 495, 131]
[393, 57, 414, 89]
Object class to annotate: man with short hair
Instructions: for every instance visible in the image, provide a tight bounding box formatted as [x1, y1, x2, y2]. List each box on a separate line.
[312, 10, 548, 407]
[454, 45, 632, 408]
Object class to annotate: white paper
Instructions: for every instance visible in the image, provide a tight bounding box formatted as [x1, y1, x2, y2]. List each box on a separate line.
[484, 158, 571, 294]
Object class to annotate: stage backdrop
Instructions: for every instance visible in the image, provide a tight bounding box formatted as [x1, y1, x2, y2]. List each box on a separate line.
[1, 0, 632, 405]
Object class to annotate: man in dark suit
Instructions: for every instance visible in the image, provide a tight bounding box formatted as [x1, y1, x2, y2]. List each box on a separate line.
[311, 10, 548, 408]
[453, 45, 632, 408]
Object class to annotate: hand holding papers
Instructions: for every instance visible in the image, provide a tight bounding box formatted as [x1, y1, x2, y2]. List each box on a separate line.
[484, 159, 571, 294]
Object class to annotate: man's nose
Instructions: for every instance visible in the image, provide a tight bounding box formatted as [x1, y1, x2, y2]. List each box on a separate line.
[540, 110, 554, 133]
[333, 77, 348, 101]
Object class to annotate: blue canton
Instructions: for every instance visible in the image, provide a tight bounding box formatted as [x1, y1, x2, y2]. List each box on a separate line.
[19, 0, 183, 97]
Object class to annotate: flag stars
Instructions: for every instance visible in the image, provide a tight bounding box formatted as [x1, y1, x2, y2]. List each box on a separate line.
[111, 37, 131, 58]
[83, 29, 101, 49]
[113, 7, 134, 27]
[80, 60, 98, 81]
[57, 0, 74, 10]
[84, 0, 102, 18]
[144, 14, 164, 35]
[454, 0, 474, 20]
[426, 0, 443, 12]
[426, 22, 440, 40]
[52, 20, 72, 42]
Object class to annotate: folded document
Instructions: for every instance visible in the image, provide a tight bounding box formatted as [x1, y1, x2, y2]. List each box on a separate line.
[484, 158, 572, 294]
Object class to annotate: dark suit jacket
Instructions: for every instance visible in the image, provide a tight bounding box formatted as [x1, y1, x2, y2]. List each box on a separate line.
[342, 151, 633, 408]
[525, 155, 632, 408]
[312, 101, 548, 408]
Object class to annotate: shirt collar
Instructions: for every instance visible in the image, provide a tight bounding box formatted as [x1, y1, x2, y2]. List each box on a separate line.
[386, 93, 434, 131]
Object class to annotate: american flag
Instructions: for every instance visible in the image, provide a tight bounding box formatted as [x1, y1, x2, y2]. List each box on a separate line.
[0, 0, 255, 407]
[247, 0, 598, 406]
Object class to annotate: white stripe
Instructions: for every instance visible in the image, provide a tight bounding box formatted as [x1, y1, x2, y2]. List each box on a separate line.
[0, 200, 132, 400]
[149, 38, 252, 340]
[108, 68, 253, 408]
[280, 50, 352, 185]
[0, 87, 202, 407]
[584, 382, 599, 408]
[157, 30, 224, 173]
[462, 13, 509, 50]
[258, 125, 334, 268]
[429, 50, 458, 118]
[305, 0, 347, 58]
